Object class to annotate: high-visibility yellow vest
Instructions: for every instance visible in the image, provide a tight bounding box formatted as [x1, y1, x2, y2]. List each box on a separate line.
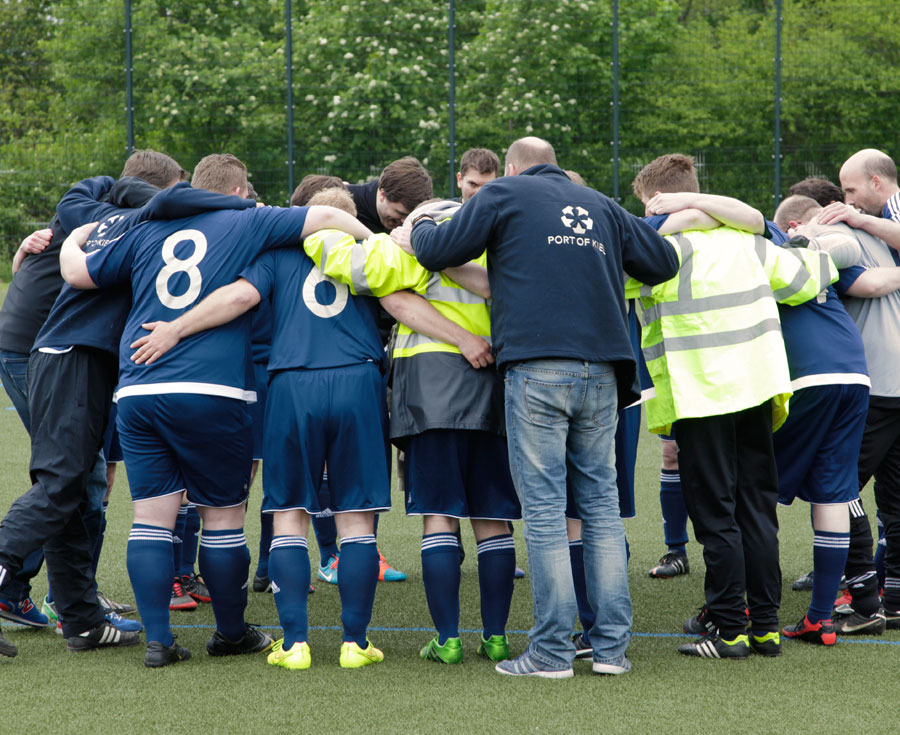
[625, 227, 837, 434]
[303, 229, 491, 359]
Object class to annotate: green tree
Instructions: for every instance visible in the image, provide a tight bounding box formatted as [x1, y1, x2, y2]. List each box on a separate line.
[456, 0, 682, 196]
[290, 0, 454, 188]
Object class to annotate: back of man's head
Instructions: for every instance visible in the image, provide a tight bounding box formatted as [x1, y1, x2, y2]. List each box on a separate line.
[306, 187, 357, 217]
[788, 177, 844, 206]
[632, 154, 699, 201]
[845, 148, 898, 183]
[291, 174, 345, 207]
[191, 153, 248, 196]
[121, 149, 188, 189]
[773, 195, 822, 232]
[565, 170, 587, 186]
[504, 137, 557, 175]
[459, 148, 500, 177]
[378, 157, 433, 210]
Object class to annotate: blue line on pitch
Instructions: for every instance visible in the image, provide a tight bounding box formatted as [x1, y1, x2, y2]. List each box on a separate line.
[166, 623, 900, 645]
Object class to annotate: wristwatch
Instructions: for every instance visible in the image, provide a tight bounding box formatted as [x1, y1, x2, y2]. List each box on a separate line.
[410, 213, 436, 227]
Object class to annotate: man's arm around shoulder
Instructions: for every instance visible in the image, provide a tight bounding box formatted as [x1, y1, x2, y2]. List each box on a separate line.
[621, 212, 680, 286]
[130, 279, 261, 365]
[412, 192, 497, 271]
[59, 222, 100, 289]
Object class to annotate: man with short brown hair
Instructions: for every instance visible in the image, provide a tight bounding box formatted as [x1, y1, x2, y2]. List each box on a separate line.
[0, 150, 219, 657]
[191, 153, 249, 198]
[457, 148, 500, 202]
[347, 156, 433, 232]
[290, 174, 345, 207]
[788, 177, 844, 207]
[121, 149, 189, 188]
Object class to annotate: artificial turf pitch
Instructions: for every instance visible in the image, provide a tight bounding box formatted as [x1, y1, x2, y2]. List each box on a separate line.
[0, 290, 896, 734]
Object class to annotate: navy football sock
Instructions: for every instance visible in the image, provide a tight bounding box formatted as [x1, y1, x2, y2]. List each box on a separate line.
[172, 506, 187, 580]
[476, 534, 515, 638]
[180, 504, 201, 577]
[198, 528, 250, 641]
[810, 529, 850, 623]
[660, 469, 688, 555]
[256, 511, 273, 577]
[269, 536, 311, 648]
[421, 533, 461, 643]
[127, 524, 175, 646]
[569, 539, 594, 638]
[338, 535, 379, 647]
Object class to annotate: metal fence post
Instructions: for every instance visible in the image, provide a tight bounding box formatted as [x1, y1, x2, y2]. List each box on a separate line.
[285, 0, 295, 202]
[124, 0, 134, 154]
[773, 0, 783, 206]
[448, 0, 456, 198]
[611, 0, 620, 201]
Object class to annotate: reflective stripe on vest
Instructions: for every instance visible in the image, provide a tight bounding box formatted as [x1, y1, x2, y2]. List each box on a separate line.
[642, 317, 783, 361]
[395, 331, 493, 351]
[424, 279, 487, 305]
[318, 230, 374, 295]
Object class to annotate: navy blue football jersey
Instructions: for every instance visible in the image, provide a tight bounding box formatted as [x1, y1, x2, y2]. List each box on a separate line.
[241, 248, 384, 373]
[87, 205, 309, 399]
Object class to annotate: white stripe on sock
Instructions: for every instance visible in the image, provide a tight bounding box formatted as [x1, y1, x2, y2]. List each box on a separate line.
[421, 534, 458, 551]
[477, 537, 515, 555]
[269, 536, 308, 551]
[340, 535, 376, 546]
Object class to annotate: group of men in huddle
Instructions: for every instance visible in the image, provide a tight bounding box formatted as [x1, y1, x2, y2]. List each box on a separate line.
[0, 137, 897, 679]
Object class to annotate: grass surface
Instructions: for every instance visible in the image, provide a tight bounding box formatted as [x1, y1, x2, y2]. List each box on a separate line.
[0, 281, 895, 733]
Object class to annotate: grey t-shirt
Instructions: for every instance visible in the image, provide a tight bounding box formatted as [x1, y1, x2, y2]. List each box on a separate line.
[835, 222, 900, 397]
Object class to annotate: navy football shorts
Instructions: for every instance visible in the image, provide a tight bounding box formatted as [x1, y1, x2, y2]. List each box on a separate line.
[774, 382, 868, 506]
[261, 362, 390, 514]
[117, 393, 252, 507]
[404, 428, 521, 520]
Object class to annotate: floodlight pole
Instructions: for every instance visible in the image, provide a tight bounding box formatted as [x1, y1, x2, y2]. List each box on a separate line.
[448, 0, 456, 198]
[124, 0, 134, 154]
[285, 0, 295, 200]
[611, 0, 620, 201]
[773, 0, 783, 205]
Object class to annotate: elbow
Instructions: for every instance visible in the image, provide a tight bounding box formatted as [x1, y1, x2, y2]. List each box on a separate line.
[847, 284, 879, 299]
[378, 292, 410, 323]
[231, 281, 262, 313]
[59, 259, 91, 289]
[233, 290, 261, 313]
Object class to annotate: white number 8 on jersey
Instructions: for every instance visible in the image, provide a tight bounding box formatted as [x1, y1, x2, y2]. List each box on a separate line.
[156, 229, 207, 310]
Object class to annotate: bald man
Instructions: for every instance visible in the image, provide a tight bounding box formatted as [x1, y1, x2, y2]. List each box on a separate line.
[408, 136, 678, 678]
[817, 149, 900, 250]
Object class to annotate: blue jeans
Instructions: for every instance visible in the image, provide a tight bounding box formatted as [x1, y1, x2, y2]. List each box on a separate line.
[0, 349, 32, 429]
[505, 359, 632, 668]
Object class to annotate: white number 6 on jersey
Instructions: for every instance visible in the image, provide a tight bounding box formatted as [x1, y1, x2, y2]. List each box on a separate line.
[156, 229, 207, 310]
[302, 265, 349, 318]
